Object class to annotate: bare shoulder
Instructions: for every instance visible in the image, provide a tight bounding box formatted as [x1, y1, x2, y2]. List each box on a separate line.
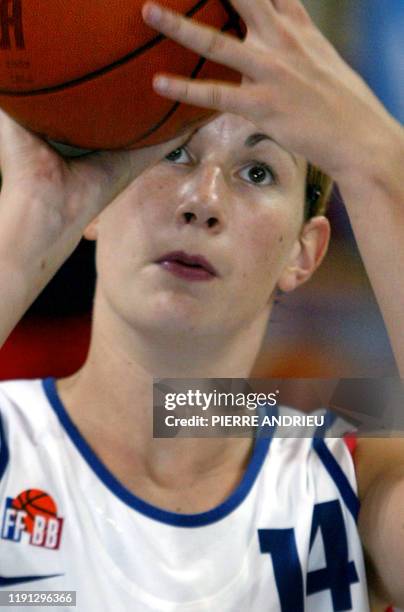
[353, 436, 404, 500]
[353, 437, 404, 609]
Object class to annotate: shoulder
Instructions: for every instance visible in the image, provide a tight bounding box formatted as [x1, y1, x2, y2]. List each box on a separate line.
[0, 377, 44, 400]
[0, 378, 48, 419]
[352, 437, 404, 501]
[0, 378, 56, 455]
[265, 431, 359, 501]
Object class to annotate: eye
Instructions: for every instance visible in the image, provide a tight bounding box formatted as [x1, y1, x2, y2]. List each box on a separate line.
[238, 162, 276, 186]
[165, 146, 192, 164]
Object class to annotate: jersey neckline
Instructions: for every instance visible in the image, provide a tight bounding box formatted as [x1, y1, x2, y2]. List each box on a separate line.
[42, 377, 273, 528]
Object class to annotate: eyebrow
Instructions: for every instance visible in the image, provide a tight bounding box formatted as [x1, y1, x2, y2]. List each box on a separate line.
[244, 133, 298, 167]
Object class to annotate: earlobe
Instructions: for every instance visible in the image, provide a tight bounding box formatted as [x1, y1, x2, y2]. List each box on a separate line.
[277, 216, 330, 293]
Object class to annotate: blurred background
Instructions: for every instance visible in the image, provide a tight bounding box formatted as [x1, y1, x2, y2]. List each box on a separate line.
[0, 0, 403, 380]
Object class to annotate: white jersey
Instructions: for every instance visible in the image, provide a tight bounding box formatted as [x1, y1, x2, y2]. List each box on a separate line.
[0, 378, 370, 612]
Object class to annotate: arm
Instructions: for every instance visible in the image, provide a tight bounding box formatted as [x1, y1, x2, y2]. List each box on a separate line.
[0, 110, 187, 347]
[355, 438, 404, 608]
[142, 0, 404, 374]
[337, 128, 404, 376]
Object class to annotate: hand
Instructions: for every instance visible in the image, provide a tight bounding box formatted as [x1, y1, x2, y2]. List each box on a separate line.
[142, 0, 400, 183]
[0, 109, 187, 344]
[0, 109, 186, 277]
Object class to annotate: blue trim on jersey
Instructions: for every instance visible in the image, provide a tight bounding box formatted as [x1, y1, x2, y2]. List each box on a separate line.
[0, 573, 63, 586]
[312, 438, 359, 522]
[256, 403, 279, 438]
[314, 410, 336, 438]
[0, 412, 9, 483]
[42, 377, 273, 528]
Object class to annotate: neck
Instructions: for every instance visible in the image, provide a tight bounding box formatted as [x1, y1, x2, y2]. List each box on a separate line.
[57, 297, 270, 484]
[89, 292, 269, 378]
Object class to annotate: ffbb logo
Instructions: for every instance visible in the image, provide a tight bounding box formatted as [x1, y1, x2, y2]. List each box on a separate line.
[1, 489, 64, 550]
[0, 0, 25, 50]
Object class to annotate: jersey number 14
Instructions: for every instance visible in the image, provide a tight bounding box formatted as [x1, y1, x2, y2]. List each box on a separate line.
[258, 500, 359, 612]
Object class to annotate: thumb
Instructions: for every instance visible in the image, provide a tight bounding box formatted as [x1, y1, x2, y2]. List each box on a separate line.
[0, 108, 50, 176]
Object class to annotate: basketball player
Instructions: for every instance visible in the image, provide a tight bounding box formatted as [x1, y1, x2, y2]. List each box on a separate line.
[0, 0, 403, 610]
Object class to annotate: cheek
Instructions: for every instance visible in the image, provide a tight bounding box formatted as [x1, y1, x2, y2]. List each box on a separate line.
[99, 169, 177, 246]
[131, 167, 181, 223]
[237, 207, 295, 279]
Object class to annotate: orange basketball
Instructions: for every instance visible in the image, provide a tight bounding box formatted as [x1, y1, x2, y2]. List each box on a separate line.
[12, 488, 57, 534]
[0, 1, 244, 150]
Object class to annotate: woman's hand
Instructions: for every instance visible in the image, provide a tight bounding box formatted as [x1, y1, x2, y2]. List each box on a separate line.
[142, 0, 401, 184]
[0, 109, 186, 345]
[0, 109, 187, 269]
[142, 0, 404, 377]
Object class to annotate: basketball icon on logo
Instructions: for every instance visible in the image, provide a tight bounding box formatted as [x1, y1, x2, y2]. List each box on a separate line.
[12, 489, 57, 534]
[1, 488, 64, 550]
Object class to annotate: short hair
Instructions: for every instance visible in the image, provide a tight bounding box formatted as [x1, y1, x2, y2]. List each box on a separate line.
[305, 163, 333, 219]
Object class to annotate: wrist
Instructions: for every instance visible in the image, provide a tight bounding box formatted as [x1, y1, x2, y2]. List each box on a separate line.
[0, 252, 42, 306]
[335, 117, 404, 199]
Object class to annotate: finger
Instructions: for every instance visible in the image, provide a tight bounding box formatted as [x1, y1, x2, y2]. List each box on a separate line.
[153, 74, 252, 116]
[229, 0, 277, 30]
[0, 109, 46, 174]
[142, 2, 262, 80]
[72, 133, 193, 219]
[271, 0, 294, 10]
[269, 0, 312, 23]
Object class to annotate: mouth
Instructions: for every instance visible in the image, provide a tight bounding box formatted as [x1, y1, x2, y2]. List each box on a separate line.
[155, 251, 218, 282]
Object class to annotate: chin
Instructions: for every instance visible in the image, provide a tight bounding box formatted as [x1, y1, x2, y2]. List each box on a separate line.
[138, 291, 222, 337]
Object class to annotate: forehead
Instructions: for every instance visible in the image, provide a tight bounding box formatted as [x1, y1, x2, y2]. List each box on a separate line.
[188, 113, 305, 171]
[190, 113, 263, 146]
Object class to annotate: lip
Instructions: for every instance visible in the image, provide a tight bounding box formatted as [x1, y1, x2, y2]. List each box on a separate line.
[155, 250, 218, 282]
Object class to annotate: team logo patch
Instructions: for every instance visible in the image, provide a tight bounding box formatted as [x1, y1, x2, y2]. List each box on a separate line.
[1, 489, 64, 550]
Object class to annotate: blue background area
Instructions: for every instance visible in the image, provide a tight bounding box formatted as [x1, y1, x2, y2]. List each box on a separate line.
[356, 0, 404, 123]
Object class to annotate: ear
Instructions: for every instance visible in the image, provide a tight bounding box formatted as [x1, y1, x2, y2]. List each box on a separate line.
[277, 216, 330, 293]
[83, 216, 100, 241]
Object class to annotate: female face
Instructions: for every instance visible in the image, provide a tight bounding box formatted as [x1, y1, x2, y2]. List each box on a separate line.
[88, 113, 329, 337]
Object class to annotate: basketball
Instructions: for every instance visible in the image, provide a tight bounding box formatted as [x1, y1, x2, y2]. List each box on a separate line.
[0, 1, 244, 150]
[12, 488, 57, 534]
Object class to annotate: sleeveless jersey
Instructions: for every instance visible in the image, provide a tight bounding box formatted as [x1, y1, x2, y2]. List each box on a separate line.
[0, 378, 370, 611]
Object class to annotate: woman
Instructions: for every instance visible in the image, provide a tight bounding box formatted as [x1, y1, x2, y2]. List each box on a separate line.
[0, 0, 403, 610]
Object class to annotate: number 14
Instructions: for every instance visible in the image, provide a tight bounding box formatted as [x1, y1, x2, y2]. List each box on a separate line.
[258, 500, 359, 611]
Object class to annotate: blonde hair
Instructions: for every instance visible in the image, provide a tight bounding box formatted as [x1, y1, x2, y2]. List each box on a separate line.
[305, 163, 334, 219]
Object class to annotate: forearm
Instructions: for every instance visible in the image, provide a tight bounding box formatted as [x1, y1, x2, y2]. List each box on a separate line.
[0, 202, 78, 349]
[336, 123, 404, 376]
[0, 261, 32, 347]
[358, 464, 404, 608]
[0, 252, 57, 348]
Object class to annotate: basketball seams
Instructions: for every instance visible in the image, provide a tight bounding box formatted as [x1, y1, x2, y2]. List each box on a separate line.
[14, 492, 26, 509]
[131, 54, 208, 144]
[26, 501, 56, 517]
[219, 0, 245, 38]
[0, 0, 244, 148]
[131, 4, 243, 145]
[0, 0, 211, 97]
[23, 508, 35, 522]
[13, 499, 35, 522]
[11, 490, 57, 523]
[26, 490, 48, 505]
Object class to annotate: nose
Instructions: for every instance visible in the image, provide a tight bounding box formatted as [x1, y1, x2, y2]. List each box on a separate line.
[175, 165, 227, 234]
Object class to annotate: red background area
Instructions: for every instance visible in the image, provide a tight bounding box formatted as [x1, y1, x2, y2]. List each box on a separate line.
[0, 315, 90, 381]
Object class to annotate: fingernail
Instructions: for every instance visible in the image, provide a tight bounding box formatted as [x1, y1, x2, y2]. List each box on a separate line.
[144, 2, 162, 23]
[154, 76, 169, 92]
